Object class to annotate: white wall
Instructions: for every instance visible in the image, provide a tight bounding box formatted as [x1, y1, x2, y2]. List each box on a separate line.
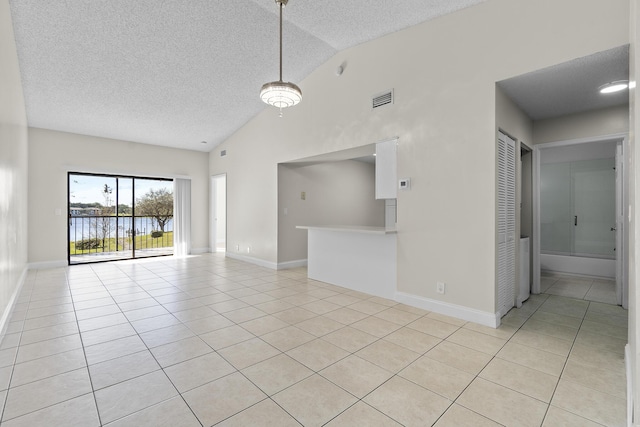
[496, 86, 534, 146]
[210, 0, 629, 316]
[629, 0, 639, 422]
[0, 0, 29, 330]
[28, 128, 210, 265]
[533, 105, 629, 145]
[277, 160, 385, 263]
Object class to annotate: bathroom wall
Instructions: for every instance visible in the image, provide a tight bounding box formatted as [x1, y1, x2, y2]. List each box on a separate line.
[533, 105, 628, 145]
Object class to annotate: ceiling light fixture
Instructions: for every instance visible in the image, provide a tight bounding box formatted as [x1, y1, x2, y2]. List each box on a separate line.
[260, 0, 302, 116]
[599, 80, 629, 94]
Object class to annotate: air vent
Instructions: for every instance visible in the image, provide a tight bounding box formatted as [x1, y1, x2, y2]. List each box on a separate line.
[372, 90, 394, 109]
[220, 150, 227, 157]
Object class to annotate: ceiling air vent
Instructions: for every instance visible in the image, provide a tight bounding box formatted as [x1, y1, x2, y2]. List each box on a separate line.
[372, 89, 394, 109]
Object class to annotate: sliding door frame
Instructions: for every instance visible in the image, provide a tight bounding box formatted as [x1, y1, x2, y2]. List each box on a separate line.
[67, 171, 173, 265]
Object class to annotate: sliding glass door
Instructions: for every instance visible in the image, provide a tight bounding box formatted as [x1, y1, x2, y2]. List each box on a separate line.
[68, 173, 173, 264]
[133, 178, 174, 259]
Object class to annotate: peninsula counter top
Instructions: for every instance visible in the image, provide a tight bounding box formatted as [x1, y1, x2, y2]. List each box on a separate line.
[296, 225, 396, 235]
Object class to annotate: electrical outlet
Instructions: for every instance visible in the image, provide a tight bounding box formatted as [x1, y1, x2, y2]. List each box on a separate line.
[236, 244, 240, 251]
[247, 246, 251, 253]
[436, 282, 445, 294]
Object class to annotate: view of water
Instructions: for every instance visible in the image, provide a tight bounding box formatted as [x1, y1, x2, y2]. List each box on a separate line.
[69, 216, 173, 241]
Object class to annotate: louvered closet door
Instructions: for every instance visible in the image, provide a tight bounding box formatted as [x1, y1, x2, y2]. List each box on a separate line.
[497, 131, 516, 317]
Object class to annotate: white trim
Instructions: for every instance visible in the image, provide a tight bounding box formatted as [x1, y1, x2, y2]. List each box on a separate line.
[277, 259, 308, 270]
[626, 343, 633, 426]
[395, 292, 500, 328]
[0, 266, 28, 341]
[532, 133, 628, 299]
[28, 260, 67, 270]
[225, 252, 278, 270]
[63, 165, 192, 180]
[532, 147, 541, 294]
[535, 133, 626, 150]
[191, 247, 209, 255]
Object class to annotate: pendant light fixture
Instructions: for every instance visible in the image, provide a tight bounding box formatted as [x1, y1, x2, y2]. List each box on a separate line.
[260, 0, 302, 114]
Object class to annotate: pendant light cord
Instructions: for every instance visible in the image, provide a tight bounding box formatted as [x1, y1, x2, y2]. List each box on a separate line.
[279, 1, 283, 83]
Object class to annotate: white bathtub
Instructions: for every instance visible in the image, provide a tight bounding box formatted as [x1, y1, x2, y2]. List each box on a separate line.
[540, 253, 615, 279]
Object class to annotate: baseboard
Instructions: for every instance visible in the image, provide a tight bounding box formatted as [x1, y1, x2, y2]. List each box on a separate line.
[191, 247, 209, 255]
[0, 266, 28, 342]
[225, 252, 278, 270]
[395, 292, 500, 328]
[28, 260, 67, 270]
[626, 343, 633, 426]
[277, 259, 307, 270]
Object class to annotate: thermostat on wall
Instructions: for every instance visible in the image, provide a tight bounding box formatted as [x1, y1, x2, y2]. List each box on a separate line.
[399, 178, 411, 190]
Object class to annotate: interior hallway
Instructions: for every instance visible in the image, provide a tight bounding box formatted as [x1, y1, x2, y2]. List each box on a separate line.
[0, 254, 627, 426]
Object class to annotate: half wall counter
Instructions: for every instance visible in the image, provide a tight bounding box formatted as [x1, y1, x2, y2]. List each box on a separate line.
[296, 225, 397, 299]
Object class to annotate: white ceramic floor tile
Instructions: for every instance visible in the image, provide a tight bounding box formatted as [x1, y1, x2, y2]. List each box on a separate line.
[6, 257, 628, 427]
[364, 376, 451, 426]
[1, 393, 99, 427]
[182, 372, 266, 426]
[457, 378, 547, 427]
[11, 348, 87, 387]
[273, 374, 357, 427]
[3, 368, 93, 422]
[102, 396, 201, 427]
[241, 353, 313, 396]
[94, 369, 178, 424]
[89, 350, 161, 390]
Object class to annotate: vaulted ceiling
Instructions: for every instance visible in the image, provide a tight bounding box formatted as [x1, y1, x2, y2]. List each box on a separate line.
[9, 1, 629, 153]
[9, 0, 486, 152]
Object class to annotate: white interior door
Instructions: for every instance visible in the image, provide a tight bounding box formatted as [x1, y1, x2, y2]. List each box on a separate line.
[497, 131, 517, 317]
[210, 174, 227, 252]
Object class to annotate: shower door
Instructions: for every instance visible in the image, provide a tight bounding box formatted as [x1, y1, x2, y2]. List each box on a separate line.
[540, 158, 615, 259]
[572, 160, 616, 258]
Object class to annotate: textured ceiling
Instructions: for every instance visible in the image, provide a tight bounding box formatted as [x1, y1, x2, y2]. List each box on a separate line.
[9, 0, 487, 152]
[498, 45, 630, 121]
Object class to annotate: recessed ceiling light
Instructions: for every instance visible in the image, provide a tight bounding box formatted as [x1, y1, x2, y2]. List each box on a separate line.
[599, 80, 629, 94]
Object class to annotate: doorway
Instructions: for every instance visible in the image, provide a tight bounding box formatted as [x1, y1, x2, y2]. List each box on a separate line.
[211, 174, 227, 252]
[532, 136, 626, 307]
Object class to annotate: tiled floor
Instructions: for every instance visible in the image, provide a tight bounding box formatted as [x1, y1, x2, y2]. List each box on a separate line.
[541, 271, 617, 304]
[0, 254, 627, 426]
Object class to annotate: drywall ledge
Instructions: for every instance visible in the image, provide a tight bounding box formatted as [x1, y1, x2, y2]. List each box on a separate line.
[395, 292, 501, 328]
